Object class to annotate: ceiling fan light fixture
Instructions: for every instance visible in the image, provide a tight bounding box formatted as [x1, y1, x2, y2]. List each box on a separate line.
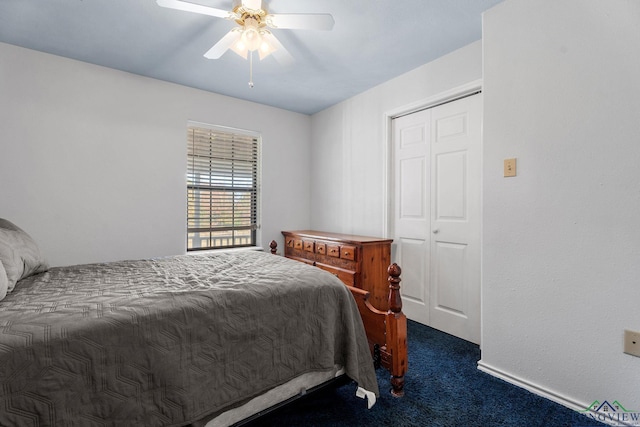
[226, 27, 247, 58]
[258, 43, 274, 60]
[230, 41, 248, 59]
[241, 18, 262, 51]
[231, 18, 276, 60]
[258, 31, 276, 60]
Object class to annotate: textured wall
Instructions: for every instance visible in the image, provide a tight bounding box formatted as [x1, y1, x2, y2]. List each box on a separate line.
[480, 0, 640, 410]
[0, 42, 312, 266]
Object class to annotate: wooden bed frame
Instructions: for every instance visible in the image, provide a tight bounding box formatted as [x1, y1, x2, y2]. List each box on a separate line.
[270, 240, 407, 397]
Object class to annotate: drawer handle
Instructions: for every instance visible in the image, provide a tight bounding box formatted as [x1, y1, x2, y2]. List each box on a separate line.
[344, 251, 350, 256]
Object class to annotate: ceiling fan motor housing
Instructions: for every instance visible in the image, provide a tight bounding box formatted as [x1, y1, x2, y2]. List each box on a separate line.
[233, 0, 267, 28]
[232, 0, 264, 15]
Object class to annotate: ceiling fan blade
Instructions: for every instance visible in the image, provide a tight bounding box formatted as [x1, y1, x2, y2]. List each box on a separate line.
[262, 33, 294, 66]
[266, 13, 335, 31]
[156, 0, 232, 19]
[204, 30, 242, 59]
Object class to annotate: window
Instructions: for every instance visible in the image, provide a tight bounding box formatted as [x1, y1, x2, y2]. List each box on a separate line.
[187, 122, 260, 250]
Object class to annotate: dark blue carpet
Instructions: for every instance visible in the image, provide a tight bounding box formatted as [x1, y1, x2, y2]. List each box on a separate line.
[244, 320, 604, 426]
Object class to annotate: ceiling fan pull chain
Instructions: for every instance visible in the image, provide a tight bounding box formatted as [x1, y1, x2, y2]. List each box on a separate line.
[248, 51, 254, 88]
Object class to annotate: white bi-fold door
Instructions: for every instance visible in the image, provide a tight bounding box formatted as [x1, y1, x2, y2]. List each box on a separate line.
[392, 93, 482, 344]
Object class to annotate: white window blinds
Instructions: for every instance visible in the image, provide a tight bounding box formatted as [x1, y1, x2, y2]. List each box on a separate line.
[187, 124, 259, 250]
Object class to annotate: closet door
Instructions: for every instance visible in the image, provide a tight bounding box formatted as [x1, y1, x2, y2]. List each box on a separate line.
[392, 93, 482, 344]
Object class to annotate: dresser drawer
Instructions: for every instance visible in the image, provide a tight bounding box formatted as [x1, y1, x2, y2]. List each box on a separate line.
[315, 242, 326, 255]
[303, 240, 315, 252]
[293, 239, 303, 250]
[285, 236, 295, 248]
[340, 245, 356, 261]
[317, 263, 357, 287]
[326, 244, 341, 258]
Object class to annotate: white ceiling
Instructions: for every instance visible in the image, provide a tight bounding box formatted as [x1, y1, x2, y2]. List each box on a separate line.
[0, 0, 504, 115]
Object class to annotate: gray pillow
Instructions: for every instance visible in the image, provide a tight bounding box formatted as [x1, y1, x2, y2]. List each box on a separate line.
[0, 218, 49, 293]
[0, 261, 7, 301]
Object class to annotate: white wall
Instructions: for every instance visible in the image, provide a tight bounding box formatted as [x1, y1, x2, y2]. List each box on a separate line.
[0, 42, 311, 267]
[310, 41, 483, 237]
[480, 0, 640, 411]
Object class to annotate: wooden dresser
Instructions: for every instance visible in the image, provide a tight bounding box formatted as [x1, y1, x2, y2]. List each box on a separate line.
[282, 230, 393, 311]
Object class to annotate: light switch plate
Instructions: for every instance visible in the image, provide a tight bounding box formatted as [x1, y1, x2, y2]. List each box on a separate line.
[624, 330, 640, 357]
[504, 158, 517, 177]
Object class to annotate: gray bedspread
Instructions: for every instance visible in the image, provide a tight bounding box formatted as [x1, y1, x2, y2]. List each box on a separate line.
[0, 251, 378, 426]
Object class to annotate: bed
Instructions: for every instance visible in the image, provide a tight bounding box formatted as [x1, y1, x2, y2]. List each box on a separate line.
[0, 219, 381, 426]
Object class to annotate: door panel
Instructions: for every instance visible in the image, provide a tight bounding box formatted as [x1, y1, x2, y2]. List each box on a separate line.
[392, 109, 430, 325]
[433, 241, 467, 317]
[435, 112, 468, 142]
[435, 151, 467, 220]
[397, 237, 429, 323]
[429, 94, 481, 344]
[400, 158, 426, 218]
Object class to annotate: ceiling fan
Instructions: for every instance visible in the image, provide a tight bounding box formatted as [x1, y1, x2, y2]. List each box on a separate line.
[157, 0, 334, 67]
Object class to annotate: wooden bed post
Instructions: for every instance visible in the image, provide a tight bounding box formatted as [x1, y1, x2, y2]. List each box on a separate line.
[386, 263, 407, 397]
[269, 240, 278, 255]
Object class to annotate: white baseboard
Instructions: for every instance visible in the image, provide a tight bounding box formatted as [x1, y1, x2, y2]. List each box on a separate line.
[477, 360, 633, 426]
